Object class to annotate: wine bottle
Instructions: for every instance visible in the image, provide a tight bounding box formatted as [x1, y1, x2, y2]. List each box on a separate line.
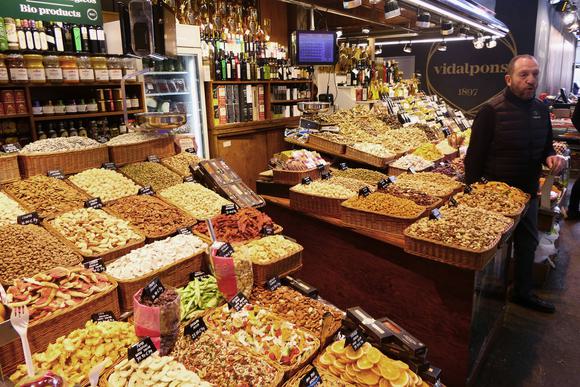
[88, 25, 98, 53]
[80, 25, 89, 52]
[96, 25, 106, 53]
[38, 21, 48, 51]
[54, 22, 64, 52]
[62, 22, 73, 52]
[16, 19, 27, 50]
[44, 21, 55, 51]
[31, 20, 41, 51]
[24, 20, 34, 51]
[72, 23, 82, 52]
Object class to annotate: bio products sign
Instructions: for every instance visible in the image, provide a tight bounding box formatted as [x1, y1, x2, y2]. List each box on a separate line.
[0, 0, 102, 25]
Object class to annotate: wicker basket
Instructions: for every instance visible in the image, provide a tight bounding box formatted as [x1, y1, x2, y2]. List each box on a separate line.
[0, 276, 120, 376]
[388, 163, 432, 177]
[107, 251, 205, 313]
[18, 146, 109, 178]
[341, 203, 426, 235]
[43, 210, 146, 263]
[345, 146, 395, 168]
[0, 154, 20, 183]
[272, 168, 324, 186]
[289, 188, 348, 218]
[192, 223, 284, 247]
[108, 136, 176, 166]
[251, 246, 304, 285]
[308, 134, 347, 154]
[283, 364, 356, 387]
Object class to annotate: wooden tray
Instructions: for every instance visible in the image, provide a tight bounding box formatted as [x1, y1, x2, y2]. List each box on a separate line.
[345, 146, 395, 168]
[107, 250, 205, 313]
[18, 146, 109, 178]
[0, 275, 120, 376]
[107, 136, 175, 166]
[289, 188, 348, 218]
[0, 154, 20, 183]
[283, 364, 356, 387]
[341, 202, 426, 235]
[44, 208, 146, 263]
[308, 134, 347, 154]
[272, 167, 324, 186]
[251, 246, 304, 285]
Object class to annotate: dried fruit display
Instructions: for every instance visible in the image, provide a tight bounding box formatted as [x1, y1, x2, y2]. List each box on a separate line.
[121, 162, 182, 192]
[454, 182, 528, 217]
[332, 168, 387, 186]
[395, 172, 462, 197]
[314, 340, 426, 386]
[342, 192, 425, 218]
[378, 185, 440, 207]
[412, 143, 443, 161]
[192, 207, 274, 244]
[232, 235, 302, 264]
[69, 168, 141, 202]
[269, 149, 327, 171]
[291, 180, 356, 199]
[162, 152, 203, 177]
[177, 275, 224, 322]
[6, 267, 114, 322]
[159, 182, 233, 220]
[436, 140, 458, 155]
[0, 191, 26, 227]
[173, 329, 281, 386]
[10, 320, 137, 385]
[390, 154, 433, 171]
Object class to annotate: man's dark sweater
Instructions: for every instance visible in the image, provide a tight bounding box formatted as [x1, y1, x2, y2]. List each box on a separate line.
[465, 88, 555, 195]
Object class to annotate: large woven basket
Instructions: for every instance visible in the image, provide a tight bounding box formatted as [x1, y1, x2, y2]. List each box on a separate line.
[340, 202, 426, 235]
[388, 163, 432, 177]
[0, 154, 20, 183]
[251, 246, 304, 285]
[106, 251, 205, 313]
[192, 223, 284, 247]
[289, 188, 348, 218]
[0, 276, 120, 376]
[272, 168, 325, 185]
[18, 146, 109, 178]
[108, 136, 175, 166]
[345, 146, 395, 168]
[308, 135, 347, 154]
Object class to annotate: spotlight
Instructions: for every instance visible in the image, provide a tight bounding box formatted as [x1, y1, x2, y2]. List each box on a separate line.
[437, 42, 447, 52]
[564, 11, 576, 25]
[362, 27, 371, 34]
[473, 38, 484, 50]
[486, 37, 497, 48]
[384, 0, 401, 20]
[375, 47, 383, 55]
[336, 29, 343, 38]
[416, 11, 431, 28]
[441, 20, 454, 35]
[403, 43, 412, 53]
[343, 0, 361, 9]
[458, 26, 470, 37]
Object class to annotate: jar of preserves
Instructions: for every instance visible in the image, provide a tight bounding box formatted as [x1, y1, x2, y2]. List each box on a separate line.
[6, 54, 28, 83]
[24, 54, 46, 84]
[0, 54, 9, 84]
[43, 55, 63, 83]
[59, 56, 79, 83]
[122, 57, 137, 82]
[77, 56, 95, 83]
[107, 57, 123, 82]
[91, 57, 109, 82]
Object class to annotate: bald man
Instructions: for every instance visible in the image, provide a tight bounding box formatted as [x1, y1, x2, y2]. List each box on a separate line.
[465, 54, 566, 313]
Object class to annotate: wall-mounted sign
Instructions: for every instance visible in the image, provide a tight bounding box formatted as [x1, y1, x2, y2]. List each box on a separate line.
[0, 0, 102, 25]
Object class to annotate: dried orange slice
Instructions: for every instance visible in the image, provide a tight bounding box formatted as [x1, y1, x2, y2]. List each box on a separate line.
[333, 358, 346, 370]
[379, 359, 401, 381]
[379, 378, 391, 387]
[390, 370, 410, 387]
[345, 363, 358, 377]
[370, 365, 382, 377]
[357, 356, 374, 370]
[366, 346, 382, 364]
[328, 364, 343, 376]
[358, 369, 380, 385]
[393, 360, 409, 370]
[345, 346, 364, 360]
[330, 340, 346, 354]
[319, 351, 334, 366]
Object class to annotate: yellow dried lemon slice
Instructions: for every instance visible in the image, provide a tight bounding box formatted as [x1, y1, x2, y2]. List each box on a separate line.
[356, 356, 374, 370]
[345, 346, 364, 360]
[319, 351, 334, 366]
[330, 340, 347, 354]
[358, 369, 380, 385]
[390, 370, 410, 387]
[379, 360, 401, 381]
[367, 347, 382, 364]
[393, 360, 409, 370]
[333, 358, 346, 370]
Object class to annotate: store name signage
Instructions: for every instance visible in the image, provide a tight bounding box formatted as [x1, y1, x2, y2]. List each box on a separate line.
[433, 62, 509, 77]
[0, 0, 103, 25]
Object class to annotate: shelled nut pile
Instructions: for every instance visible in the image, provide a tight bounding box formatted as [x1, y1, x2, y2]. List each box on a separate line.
[379, 185, 441, 207]
[395, 172, 463, 197]
[106, 132, 167, 145]
[454, 181, 528, 216]
[232, 235, 302, 264]
[343, 192, 425, 218]
[332, 168, 387, 186]
[120, 162, 182, 192]
[351, 142, 395, 158]
[292, 180, 356, 199]
[0, 192, 26, 226]
[162, 152, 202, 177]
[159, 182, 233, 220]
[380, 127, 429, 154]
[328, 176, 374, 193]
[69, 168, 141, 202]
[390, 154, 433, 171]
[20, 137, 102, 153]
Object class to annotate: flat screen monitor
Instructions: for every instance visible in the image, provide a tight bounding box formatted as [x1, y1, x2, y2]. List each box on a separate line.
[292, 31, 337, 65]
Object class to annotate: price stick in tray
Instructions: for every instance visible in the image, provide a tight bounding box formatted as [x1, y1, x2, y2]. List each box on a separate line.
[47, 169, 65, 179]
[91, 311, 116, 323]
[346, 329, 366, 351]
[177, 227, 193, 235]
[2, 143, 21, 153]
[183, 175, 195, 183]
[142, 277, 165, 302]
[102, 162, 117, 170]
[221, 204, 238, 215]
[358, 186, 371, 197]
[283, 276, 319, 298]
[17, 212, 40, 225]
[377, 177, 396, 190]
[228, 292, 250, 311]
[84, 198, 103, 210]
[449, 196, 458, 207]
[190, 271, 209, 281]
[407, 167, 417, 175]
[338, 162, 348, 171]
[184, 317, 207, 342]
[429, 208, 442, 220]
[261, 224, 274, 236]
[300, 367, 323, 387]
[302, 176, 312, 185]
[321, 170, 331, 180]
[464, 184, 473, 194]
[147, 155, 160, 163]
[480, 177, 489, 184]
[185, 148, 197, 154]
[128, 337, 157, 363]
[138, 186, 155, 196]
[83, 258, 106, 273]
[442, 127, 451, 138]
[266, 276, 282, 291]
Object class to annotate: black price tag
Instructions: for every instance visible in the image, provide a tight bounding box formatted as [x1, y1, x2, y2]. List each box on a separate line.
[266, 276, 282, 291]
[228, 292, 250, 311]
[47, 169, 65, 179]
[377, 178, 390, 189]
[84, 198, 103, 210]
[302, 177, 312, 185]
[184, 317, 207, 342]
[464, 185, 473, 194]
[346, 329, 366, 351]
[17, 212, 40, 225]
[300, 367, 322, 387]
[358, 186, 371, 197]
[97, 136, 108, 144]
[177, 227, 192, 235]
[316, 163, 325, 171]
[83, 258, 106, 273]
[338, 162, 348, 171]
[449, 196, 458, 207]
[429, 209, 442, 220]
[283, 276, 319, 298]
[442, 127, 451, 138]
[407, 167, 417, 175]
[388, 176, 397, 184]
[185, 147, 197, 154]
[321, 171, 331, 180]
[221, 204, 238, 215]
[138, 186, 155, 196]
[101, 162, 117, 170]
[142, 277, 165, 302]
[2, 143, 21, 153]
[216, 242, 234, 257]
[189, 271, 209, 281]
[480, 177, 488, 184]
[261, 224, 274, 236]
[147, 155, 160, 163]
[128, 337, 157, 363]
[91, 311, 116, 323]
[183, 175, 195, 182]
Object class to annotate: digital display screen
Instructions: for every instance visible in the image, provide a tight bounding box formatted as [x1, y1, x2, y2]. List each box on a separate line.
[296, 31, 336, 65]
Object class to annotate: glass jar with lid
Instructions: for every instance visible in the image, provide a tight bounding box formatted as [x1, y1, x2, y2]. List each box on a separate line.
[24, 54, 46, 84]
[122, 57, 137, 82]
[77, 56, 95, 83]
[0, 54, 9, 84]
[107, 57, 123, 82]
[43, 55, 63, 83]
[59, 56, 80, 84]
[6, 54, 28, 83]
[91, 57, 109, 82]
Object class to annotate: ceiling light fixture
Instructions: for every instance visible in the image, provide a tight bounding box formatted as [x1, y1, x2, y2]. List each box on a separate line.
[441, 20, 454, 35]
[376, 36, 475, 46]
[343, 0, 362, 9]
[486, 36, 497, 48]
[362, 27, 371, 34]
[473, 34, 485, 49]
[459, 25, 470, 37]
[336, 29, 343, 38]
[375, 47, 383, 55]
[437, 41, 447, 51]
[416, 10, 432, 28]
[403, 43, 413, 53]
[384, 0, 401, 19]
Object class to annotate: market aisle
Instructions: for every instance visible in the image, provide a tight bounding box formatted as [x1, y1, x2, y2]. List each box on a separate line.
[475, 218, 580, 387]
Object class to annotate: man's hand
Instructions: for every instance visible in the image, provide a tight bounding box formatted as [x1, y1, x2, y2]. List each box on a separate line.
[546, 155, 567, 175]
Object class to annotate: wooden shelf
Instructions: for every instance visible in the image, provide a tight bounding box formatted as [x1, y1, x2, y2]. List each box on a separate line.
[28, 82, 142, 88]
[146, 92, 190, 97]
[208, 80, 268, 84]
[0, 113, 30, 119]
[207, 79, 312, 85]
[270, 98, 310, 103]
[144, 71, 188, 75]
[269, 79, 313, 84]
[33, 109, 144, 122]
[212, 116, 299, 131]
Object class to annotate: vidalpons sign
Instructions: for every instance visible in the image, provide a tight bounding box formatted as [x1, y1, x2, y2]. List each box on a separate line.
[0, 0, 102, 25]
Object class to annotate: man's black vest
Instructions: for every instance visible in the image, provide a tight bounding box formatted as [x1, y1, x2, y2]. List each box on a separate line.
[482, 88, 551, 194]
